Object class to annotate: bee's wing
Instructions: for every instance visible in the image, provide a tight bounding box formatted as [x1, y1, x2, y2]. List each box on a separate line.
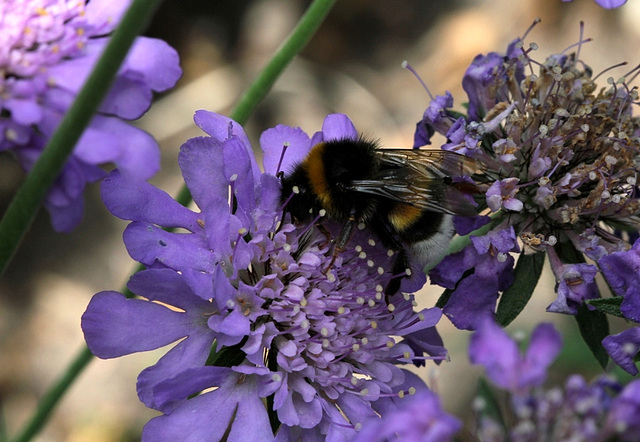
[376, 149, 478, 178]
[347, 149, 478, 216]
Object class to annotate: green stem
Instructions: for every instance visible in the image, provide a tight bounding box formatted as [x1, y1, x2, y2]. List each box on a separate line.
[9, 1, 337, 441]
[0, 0, 165, 278]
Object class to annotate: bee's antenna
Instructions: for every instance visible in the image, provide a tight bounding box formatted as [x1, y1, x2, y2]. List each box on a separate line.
[402, 60, 433, 100]
[275, 142, 290, 176]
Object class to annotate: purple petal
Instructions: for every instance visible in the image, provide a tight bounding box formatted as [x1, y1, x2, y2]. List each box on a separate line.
[193, 111, 261, 184]
[603, 328, 640, 375]
[223, 136, 256, 214]
[126, 269, 211, 311]
[595, 0, 627, 8]
[46, 44, 102, 94]
[4, 98, 42, 125]
[469, 317, 520, 390]
[356, 389, 460, 442]
[443, 275, 499, 330]
[142, 372, 273, 441]
[194, 110, 250, 146]
[320, 113, 358, 140]
[99, 76, 152, 119]
[101, 170, 200, 230]
[137, 335, 217, 412]
[121, 37, 182, 92]
[81, 291, 193, 359]
[74, 116, 160, 181]
[521, 323, 562, 387]
[84, 0, 131, 33]
[606, 380, 640, 438]
[178, 136, 227, 209]
[123, 222, 214, 272]
[260, 124, 311, 176]
[152, 366, 230, 408]
[45, 191, 85, 233]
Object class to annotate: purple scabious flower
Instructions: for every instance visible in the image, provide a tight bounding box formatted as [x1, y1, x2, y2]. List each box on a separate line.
[82, 111, 447, 440]
[1, 0, 181, 231]
[471, 321, 640, 441]
[415, 23, 640, 331]
[354, 380, 461, 442]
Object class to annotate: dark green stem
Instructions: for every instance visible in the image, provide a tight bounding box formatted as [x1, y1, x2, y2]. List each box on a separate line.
[9, 0, 337, 440]
[0, 0, 165, 278]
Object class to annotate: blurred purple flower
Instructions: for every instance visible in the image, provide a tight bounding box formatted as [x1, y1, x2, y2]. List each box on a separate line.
[1, 0, 181, 231]
[563, 0, 627, 8]
[354, 386, 461, 442]
[82, 111, 447, 439]
[602, 328, 640, 375]
[472, 322, 640, 441]
[470, 319, 562, 395]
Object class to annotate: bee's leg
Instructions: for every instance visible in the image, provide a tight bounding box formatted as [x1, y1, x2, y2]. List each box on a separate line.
[323, 211, 357, 273]
[385, 249, 409, 299]
[315, 223, 332, 249]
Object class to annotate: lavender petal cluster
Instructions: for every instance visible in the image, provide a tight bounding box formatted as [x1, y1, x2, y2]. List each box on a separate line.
[82, 111, 447, 440]
[415, 25, 640, 347]
[471, 319, 640, 441]
[1, 0, 181, 231]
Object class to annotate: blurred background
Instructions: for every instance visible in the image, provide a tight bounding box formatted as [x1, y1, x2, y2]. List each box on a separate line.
[1, 0, 639, 440]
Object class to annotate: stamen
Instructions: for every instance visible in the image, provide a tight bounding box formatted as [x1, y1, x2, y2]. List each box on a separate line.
[275, 142, 290, 176]
[402, 60, 434, 99]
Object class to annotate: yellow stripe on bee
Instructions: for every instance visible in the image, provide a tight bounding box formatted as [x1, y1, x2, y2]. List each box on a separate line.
[303, 143, 333, 208]
[388, 203, 422, 231]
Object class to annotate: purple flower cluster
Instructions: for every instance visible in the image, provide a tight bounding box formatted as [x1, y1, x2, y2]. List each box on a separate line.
[415, 25, 640, 342]
[471, 319, 640, 441]
[1, 0, 181, 231]
[82, 111, 449, 440]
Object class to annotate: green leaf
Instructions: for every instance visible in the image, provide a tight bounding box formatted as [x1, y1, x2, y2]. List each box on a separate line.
[436, 288, 453, 309]
[575, 304, 610, 369]
[553, 239, 585, 264]
[496, 252, 545, 326]
[585, 297, 624, 318]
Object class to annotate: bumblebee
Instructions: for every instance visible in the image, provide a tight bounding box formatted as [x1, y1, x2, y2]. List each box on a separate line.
[279, 137, 477, 296]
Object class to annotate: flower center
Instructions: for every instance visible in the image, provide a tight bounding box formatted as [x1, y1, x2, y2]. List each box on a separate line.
[1, 0, 87, 77]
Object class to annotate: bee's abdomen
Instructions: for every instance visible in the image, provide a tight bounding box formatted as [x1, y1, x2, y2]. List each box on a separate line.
[388, 203, 424, 233]
[393, 208, 448, 243]
[405, 213, 454, 267]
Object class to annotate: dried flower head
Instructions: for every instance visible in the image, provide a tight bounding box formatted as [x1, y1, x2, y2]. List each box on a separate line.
[414, 22, 640, 336]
